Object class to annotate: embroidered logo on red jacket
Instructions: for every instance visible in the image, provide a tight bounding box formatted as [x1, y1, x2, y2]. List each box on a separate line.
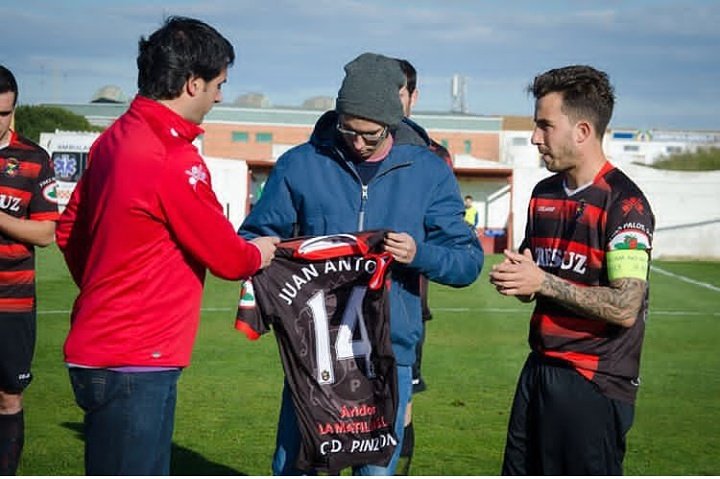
[185, 165, 208, 190]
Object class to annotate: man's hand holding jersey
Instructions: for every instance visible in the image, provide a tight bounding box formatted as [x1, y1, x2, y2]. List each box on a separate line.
[251, 236, 280, 269]
[384, 231, 416, 264]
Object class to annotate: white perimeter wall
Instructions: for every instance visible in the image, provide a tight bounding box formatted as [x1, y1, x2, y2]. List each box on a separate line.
[511, 164, 720, 259]
[203, 157, 248, 231]
[203, 155, 720, 259]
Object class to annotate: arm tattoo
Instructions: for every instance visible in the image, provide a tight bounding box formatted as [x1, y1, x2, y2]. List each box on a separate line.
[540, 274, 647, 326]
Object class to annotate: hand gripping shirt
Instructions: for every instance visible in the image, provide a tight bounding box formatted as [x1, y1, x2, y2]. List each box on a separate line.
[522, 162, 655, 403]
[235, 230, 397, 473]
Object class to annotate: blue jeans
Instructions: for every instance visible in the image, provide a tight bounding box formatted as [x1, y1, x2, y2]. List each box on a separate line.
[272, 364, 413, 476]
[69, 368, 181, 475]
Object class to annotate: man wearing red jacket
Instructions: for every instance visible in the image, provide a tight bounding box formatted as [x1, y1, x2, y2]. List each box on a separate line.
[55, 17, 278, 476]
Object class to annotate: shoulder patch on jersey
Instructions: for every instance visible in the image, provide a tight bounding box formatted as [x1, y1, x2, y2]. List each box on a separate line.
[609, 229, 650, 251]
[621, 197, 645, 216]
[238, 280, 256, 309]
[41, 182, 59, 204]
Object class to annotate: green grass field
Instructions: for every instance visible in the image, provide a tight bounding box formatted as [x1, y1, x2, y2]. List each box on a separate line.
[19, 247, 720, 475]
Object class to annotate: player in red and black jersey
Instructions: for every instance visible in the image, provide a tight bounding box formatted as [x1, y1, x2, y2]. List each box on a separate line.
[490, 65, 654, 475]
[236, 230, 396, 473]
[0, 65, 59, 475]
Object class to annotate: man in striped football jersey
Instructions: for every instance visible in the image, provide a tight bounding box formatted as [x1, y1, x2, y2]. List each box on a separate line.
[490, 65, 655, 475]
[0, 65, 59, 475]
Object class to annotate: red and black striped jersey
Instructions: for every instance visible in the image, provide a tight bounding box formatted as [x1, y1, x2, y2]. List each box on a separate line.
[0, 131, 59, 314]
[522, 162, 654, 403]
[236, 230, 397, 473]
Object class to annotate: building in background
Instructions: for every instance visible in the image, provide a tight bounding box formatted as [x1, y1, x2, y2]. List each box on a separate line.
[605, 128, 720, 165]
[40, 100, 720, 258]
[47, 102, 513, 249]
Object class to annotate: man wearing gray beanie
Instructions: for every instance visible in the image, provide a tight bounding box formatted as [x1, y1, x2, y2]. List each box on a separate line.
[239, 52, 484, 475]
[335, 52, 406, 129]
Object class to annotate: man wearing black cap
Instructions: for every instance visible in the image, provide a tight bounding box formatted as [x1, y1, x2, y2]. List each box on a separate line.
[240, 52, 484, 475]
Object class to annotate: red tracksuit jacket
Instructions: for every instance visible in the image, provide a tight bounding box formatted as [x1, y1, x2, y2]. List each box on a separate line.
[56, 96, 261, 367]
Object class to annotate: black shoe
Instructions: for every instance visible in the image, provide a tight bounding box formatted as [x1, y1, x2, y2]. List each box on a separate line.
[412, 377, 427, 394]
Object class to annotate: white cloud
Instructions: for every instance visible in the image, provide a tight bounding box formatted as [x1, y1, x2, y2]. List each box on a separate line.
[2, 0, 718, 129]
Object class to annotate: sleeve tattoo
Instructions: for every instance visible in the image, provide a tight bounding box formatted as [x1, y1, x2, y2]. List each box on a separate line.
[540, 274, 647, 327]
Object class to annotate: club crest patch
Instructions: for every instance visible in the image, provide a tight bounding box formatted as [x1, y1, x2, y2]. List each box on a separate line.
[609, 229, 650, 251]
[238, 280, 256, 309]
[42, 182, 59, 204]
[2, 157, 20, 177]
[575, 199, 586, 219]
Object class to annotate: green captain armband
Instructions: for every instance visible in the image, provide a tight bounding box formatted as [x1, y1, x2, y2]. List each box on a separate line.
[606, 249, 649, 281]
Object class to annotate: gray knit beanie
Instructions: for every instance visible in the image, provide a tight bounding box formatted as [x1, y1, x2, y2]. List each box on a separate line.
[336, 52, 405, 128]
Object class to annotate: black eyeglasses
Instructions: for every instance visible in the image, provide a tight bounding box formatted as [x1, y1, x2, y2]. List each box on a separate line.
[336, 122, 389, 144]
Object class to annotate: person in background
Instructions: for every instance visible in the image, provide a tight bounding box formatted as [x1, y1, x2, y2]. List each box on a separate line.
[240, 52, 483, 475]
[55, 17, 277, 475]
[464, 195, 479, 230]
[489, 65, 654, 475]
[394, 57, 454, 476]
[0, 65, 59, 476]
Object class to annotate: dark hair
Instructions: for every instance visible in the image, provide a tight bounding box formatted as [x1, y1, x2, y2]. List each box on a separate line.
[137, 16, 235, 100]
[528, 65, 614, 139]
[396, 58, 417, 94]
[0, 65, 19, 106]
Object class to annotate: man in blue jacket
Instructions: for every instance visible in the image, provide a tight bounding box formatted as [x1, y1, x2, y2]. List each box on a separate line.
[239, 52, 484, 475]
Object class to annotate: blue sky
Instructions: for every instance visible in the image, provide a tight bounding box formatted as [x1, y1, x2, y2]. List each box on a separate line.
[4, 0, 719, 130]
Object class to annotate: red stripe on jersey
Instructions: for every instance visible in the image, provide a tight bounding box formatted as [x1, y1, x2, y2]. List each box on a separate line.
[543, 350, 599, 380]
[594, 161, 615, 188]
[29, 211, 60, 221]
[0, 244, 31, 259]
[287, 234, 371, 260]
[577, 202, 607, 228]
[8, 131, 35, 151]
[296, 244, 363, 260]
[532, 197, 607, 228]
[531, 237, 604, 270]
[368, 253, 393, 291]
[0, 186, 32, 204]
[235, 319, 261, 341]
[535, 312, 608, 340]
[17, 162, 42, 179]
[532, 197, 575, 219]
[0, 297, 34, 312]
[0, 270, 34, 285]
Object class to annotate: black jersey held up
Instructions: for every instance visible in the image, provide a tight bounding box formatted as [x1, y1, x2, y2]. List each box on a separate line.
[236, 230, 397, 472]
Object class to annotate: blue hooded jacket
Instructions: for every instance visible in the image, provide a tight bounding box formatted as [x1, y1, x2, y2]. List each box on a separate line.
[239, 111, 484, 365]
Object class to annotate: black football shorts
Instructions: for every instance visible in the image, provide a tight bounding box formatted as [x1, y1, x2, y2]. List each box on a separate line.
[0, 312, 36, 393]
